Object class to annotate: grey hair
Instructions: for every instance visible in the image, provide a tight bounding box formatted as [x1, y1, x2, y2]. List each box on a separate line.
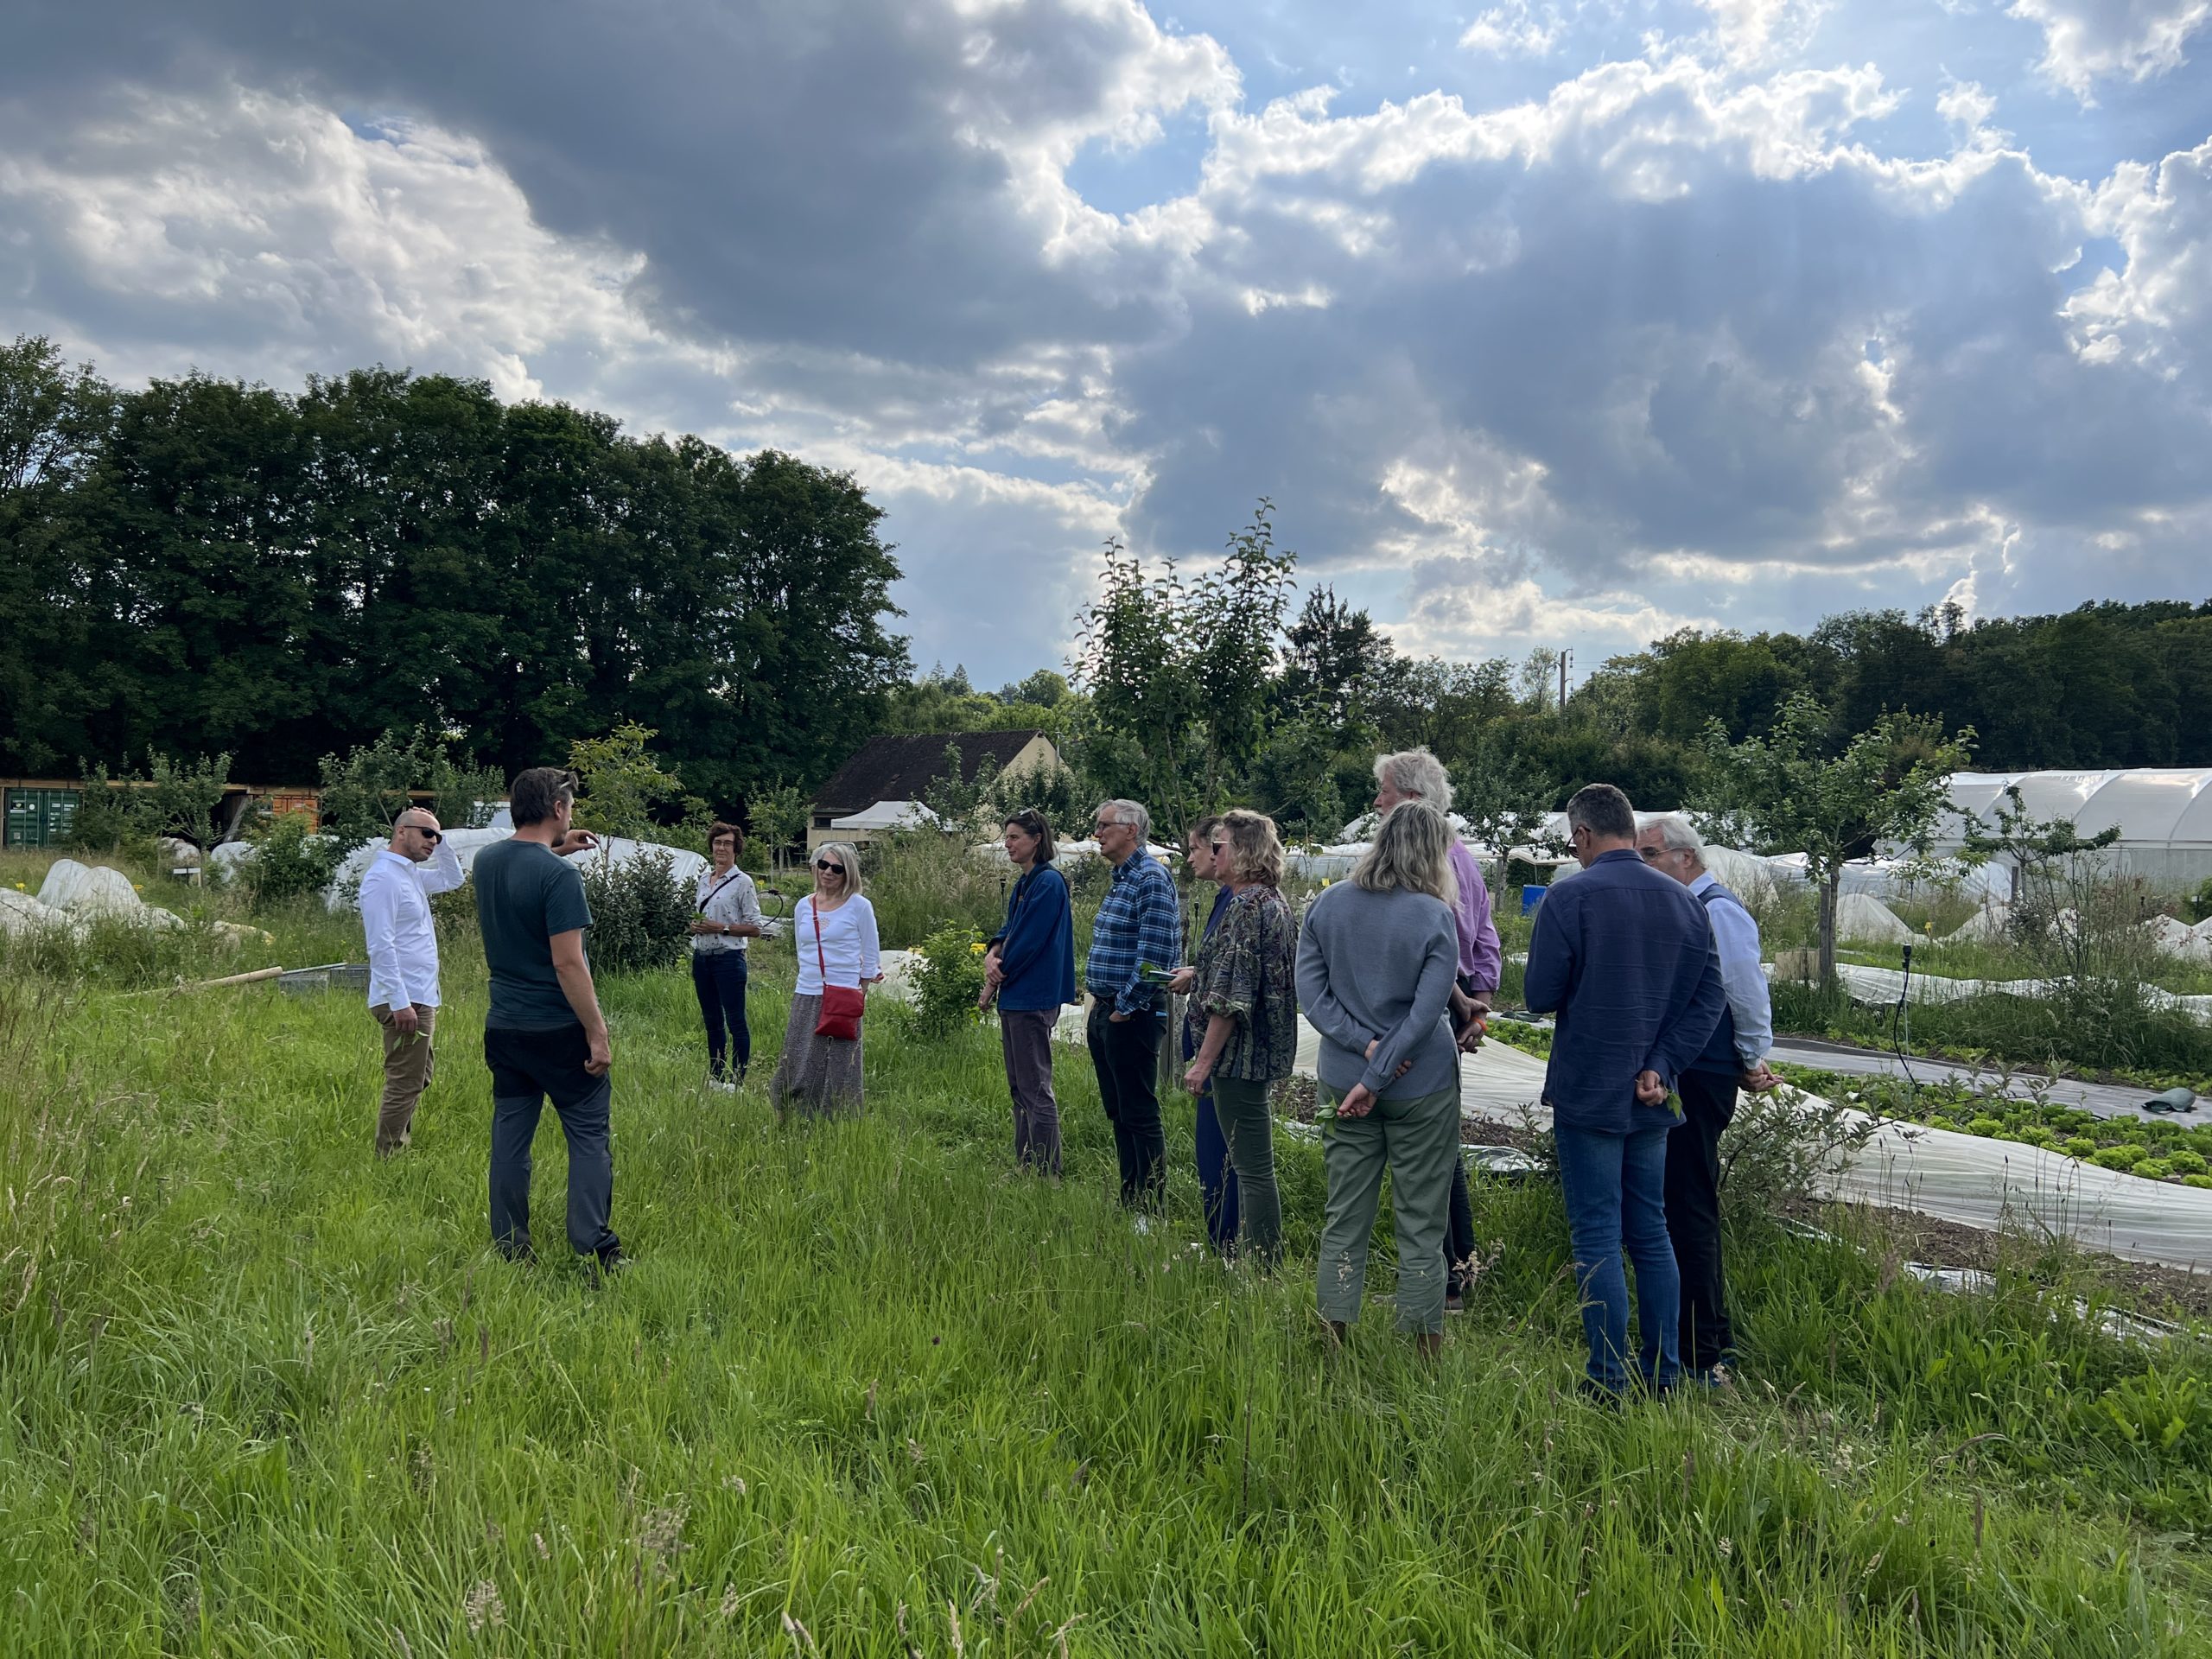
[1565, 783, 1636, 842]
[1351, 800, 1459, 908]
[812, 840, 864, 898]
[1643, 811, 1706, 864]
[1095, 798, 1151, 843]
[1373, 747, 1453, 813]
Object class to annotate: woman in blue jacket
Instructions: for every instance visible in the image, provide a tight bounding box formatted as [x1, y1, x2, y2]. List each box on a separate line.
[981, 808, 1077, 1174]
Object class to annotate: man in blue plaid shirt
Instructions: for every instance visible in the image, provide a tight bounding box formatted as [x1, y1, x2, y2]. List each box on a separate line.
[1085, 798, 1184, 1212]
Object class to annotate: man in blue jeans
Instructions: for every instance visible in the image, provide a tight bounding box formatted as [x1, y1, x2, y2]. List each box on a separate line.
[1524, 784, 1724, 1402]
[475, 766, 625, 1273]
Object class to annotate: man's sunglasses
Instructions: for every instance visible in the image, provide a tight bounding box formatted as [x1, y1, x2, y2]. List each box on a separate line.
[814, 860, 846, 875]
[406, 825, 442, 842]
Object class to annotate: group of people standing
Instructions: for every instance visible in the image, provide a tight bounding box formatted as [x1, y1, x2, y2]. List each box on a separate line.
[357, 751, 1776, 1402]
[968, 754, 1776, 1402]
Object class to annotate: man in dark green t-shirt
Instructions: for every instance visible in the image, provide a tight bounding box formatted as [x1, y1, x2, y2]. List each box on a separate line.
[475, 766, 624, 1269]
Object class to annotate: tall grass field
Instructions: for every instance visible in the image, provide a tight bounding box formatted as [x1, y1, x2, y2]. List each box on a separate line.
[4, 859, 2212, 1654]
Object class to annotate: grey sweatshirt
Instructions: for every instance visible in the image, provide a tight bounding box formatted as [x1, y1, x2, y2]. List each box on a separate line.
[1295, 881, 1461, 1101]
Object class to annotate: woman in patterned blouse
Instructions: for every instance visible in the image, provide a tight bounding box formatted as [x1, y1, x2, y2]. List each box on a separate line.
[1179, 809, 1296, 1266]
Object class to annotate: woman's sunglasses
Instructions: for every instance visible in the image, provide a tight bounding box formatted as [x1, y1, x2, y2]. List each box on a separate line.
[814, 860, 846, 875]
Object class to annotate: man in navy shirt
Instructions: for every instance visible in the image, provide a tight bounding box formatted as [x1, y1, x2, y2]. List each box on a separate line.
[1524, 784, 1725, 1401]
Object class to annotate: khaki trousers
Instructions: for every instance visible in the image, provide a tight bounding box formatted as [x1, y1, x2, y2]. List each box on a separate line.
[371, 1003, 436, 1154]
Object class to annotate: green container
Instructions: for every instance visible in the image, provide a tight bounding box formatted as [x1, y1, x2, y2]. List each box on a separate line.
[3, 786, 79, 849]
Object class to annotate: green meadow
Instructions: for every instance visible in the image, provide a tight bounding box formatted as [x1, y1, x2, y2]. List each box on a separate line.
[4, 865, 2212, 1655]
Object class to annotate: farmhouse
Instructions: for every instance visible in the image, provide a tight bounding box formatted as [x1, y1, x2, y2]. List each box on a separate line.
[808, 730, 1058, 850]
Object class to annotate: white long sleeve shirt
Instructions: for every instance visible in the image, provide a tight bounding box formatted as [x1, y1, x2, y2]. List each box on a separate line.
[794, 894, 880, 995]
[359, 842, 466, 1010]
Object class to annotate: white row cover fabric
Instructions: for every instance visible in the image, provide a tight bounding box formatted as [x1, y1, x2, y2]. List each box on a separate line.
[1, 887, 88, 942]
[1299, 1021, 2212, 1270]
[1819, 962, 2212, 1024]
[1835, 892, 1917, 944]
[315, 829, 708, 913]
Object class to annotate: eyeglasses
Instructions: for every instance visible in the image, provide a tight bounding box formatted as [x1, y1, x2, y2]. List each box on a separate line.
[814, 860, 846, 874]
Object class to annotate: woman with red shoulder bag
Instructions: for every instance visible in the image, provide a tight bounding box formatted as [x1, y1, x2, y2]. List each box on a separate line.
[769, 841, 880, 1119]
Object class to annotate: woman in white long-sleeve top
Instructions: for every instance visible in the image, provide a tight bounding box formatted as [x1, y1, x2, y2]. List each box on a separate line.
[770, 841, 881, 1119]
[1296, 800, 1462, 1353]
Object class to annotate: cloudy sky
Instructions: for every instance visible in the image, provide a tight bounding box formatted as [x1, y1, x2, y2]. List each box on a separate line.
[5, 2, 2209, 687]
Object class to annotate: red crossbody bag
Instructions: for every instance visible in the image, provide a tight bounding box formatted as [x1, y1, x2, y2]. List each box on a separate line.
[811, 902, 867, 1040]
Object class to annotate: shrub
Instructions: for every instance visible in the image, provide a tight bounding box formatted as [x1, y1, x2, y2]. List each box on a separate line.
[862, 832, 1019, 950]
[576, 849, 691, 974]
[243, 813, 346, 906]
[901, 923, 988, 1039]
[2089, 1143, 2147, 1171]
[2163, 1148, 2208, 1177]
[2184, 1173, 2212, 1190]
[1965, 1116, 2005, 1138]
[1717, 1084, 1879, 1223]
[2132, 1158, 2173, 1181]
[2063, 1136, 2098, 1159]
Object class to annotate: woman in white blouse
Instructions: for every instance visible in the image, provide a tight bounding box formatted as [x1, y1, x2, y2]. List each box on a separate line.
[769, 840, 881, 1118]
[690, 821, 765, 1091]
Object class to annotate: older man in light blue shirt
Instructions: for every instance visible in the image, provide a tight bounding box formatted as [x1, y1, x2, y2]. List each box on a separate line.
[1637, 812, 1780, 1386]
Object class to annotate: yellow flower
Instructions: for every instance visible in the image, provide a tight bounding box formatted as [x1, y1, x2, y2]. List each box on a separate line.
[10, 882, 22, 891]
[969, 943, 986, 955]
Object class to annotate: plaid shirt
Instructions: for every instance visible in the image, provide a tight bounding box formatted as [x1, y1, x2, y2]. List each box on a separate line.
[1085, 849, 1183, 1017]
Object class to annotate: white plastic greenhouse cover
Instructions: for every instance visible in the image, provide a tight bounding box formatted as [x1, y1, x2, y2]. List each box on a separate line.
[1941, 769, 2212, 847]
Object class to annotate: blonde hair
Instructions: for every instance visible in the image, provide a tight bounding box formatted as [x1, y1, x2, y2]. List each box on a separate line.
[1216, 808, 1284, 887]
[1351, 800, 1458, 907]
[812, 841, 864, 899]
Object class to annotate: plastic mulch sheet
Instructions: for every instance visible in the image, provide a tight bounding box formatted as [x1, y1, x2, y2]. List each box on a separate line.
[1286, 1019, 2212, 1273]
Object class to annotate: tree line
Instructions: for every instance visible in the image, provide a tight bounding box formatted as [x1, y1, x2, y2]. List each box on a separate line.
[9, 333, 2209, 847]
[0, 336, 909, 810]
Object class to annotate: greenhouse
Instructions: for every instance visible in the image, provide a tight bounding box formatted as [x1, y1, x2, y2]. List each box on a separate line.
[1936, 769, 2212, 893]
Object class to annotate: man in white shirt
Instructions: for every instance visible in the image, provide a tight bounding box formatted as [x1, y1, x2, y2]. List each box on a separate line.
[359, 808, 466, 1155]
[1637, 813, 1781, 1385]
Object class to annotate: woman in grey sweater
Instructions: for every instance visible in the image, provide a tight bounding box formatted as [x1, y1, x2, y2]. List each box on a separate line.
[1296, 799, 1462, 1351]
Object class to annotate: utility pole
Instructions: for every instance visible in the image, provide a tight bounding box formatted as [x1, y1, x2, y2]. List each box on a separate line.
[1558, 647, 1573, 714]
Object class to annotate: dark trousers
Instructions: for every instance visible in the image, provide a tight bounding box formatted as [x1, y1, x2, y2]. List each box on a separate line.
[1666, 1069, 1740, 1372]
[1194, 1088, 1242, 1253]
[484, 1025, 620, 1262]
[1446, 1156, 1475, 1295]
[690, 949, 752, 1077]
[1086, 1000, 1165, 1208]
[1001, 1007, 1063, 1176]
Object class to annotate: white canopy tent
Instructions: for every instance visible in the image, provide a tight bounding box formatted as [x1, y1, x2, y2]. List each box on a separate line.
[828, 799, 944, 836]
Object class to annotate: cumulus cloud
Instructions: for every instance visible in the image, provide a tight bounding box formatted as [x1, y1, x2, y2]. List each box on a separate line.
[2010, 0, 2212, 100]
[1, 0, 2209, 681]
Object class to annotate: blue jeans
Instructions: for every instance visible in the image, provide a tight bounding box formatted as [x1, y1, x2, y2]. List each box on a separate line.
[690, 949, 751, 1077]
[1554, 1122, 1681, 1392]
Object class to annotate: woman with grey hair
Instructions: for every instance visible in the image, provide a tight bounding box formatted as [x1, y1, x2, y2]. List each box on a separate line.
[1297, 799, 1463, 1351]
[770, 840, 881, 1118]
